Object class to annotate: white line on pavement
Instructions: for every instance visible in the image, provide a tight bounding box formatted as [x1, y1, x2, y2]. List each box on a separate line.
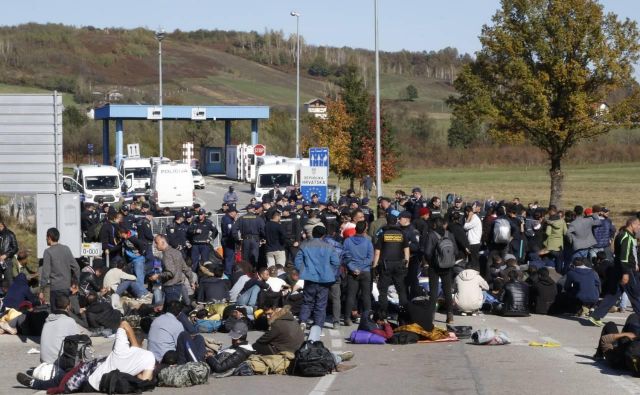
[562, 347, 581, 354]
[540, 336, 561, 344]
[607, 373, 640, 394]
[519, 325, 539, 333]
[309, 374, 337, 395]
[331, 338, 343, 349]
[503, 317, 519, 323]
[328, 329, 340, 337]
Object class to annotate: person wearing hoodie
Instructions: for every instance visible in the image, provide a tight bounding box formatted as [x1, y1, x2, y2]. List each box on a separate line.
[343, 221, 374, 326]
[303, 210, 324, 240]
[252, 305, 305, 355]
[529, 267, 558, 315]
[454, 268, 489, 314]
[564, 258, 601, 315]
[544, 206, 567, 272]
[295, 226, 340, 329]
[2, 273, 38, 310]
[39, 295, 79, 364]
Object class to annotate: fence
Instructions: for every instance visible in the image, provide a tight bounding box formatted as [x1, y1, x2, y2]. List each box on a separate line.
[151, 212, 234, 249]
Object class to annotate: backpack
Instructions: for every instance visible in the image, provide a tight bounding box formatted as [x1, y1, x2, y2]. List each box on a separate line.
[89, 222, 103, 242]
[157, 361, 210, 387]
[471, 328, 510, 345]
[56, 334, 94, 372]
[493, 218, 511, 244]
[435, 232, 456, 269]
[292, 340, 336, 377]
[99, 369, 157, 394]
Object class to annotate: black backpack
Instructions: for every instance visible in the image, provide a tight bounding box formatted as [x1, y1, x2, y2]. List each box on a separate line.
[56, 334, 94, 372]
[624, 338, 640, 376]
[292, 340, 336, 377]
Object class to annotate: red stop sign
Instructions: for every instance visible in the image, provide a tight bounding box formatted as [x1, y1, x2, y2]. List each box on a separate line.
[254, 144, 266, 156]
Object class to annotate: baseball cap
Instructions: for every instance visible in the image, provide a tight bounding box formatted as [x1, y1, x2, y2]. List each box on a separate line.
[361, 198, 370, 205]
[254, 203, 263, 210]
[227, 207, 238, 213]
[174, 212, 184, 220]
[399, 211, 412, 219]
[455, 197, 463, 203]
[198, 208, 207, 215]
[419, 207, 431, 217]
[303, 201, 311, 207]
[229, 320, 249, 340]
[412, 187, 422, 194]
[584, 207, 593, 216]
[120, 204, 129, 212]
[141, 202, 150, 209]
[379, 196, 392, 203]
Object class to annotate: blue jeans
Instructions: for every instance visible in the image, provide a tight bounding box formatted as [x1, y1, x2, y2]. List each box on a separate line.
[236, 285, 261, 307]
[299, 281, 331, 326]
[223, 245, 235, 277]
[164, 284, 183, 303]
[191, 244, 210, 271]
[131, 256, 146, 291]
[116, 280, 147, 298]
[593, 272, 640, 320]
[152, 285, 164, 306]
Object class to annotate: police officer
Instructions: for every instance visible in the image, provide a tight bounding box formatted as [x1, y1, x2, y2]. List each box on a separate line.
[188, 208, 219, 271]
[81, 203, 100, 242]
[447, 197, 465, 225]
[320, 203, 339, 238]
[398, 211, 423, 299]
[405, 187, 428, 220]
[166, 212, 190, 259]
[373, 210, 410, 318]
[280, 205, 301, 264]
[136, 211, 155, 260]
[232, 203, 265, 268]
[360, 198, 374, 224]
[221, 207, 238, 277]
[120, 204, 136, 230]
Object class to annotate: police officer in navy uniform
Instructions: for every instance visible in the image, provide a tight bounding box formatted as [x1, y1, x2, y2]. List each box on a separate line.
[373, 210, 410, 318]
[360, 198, 374, 224]
[136, 211, 155, 261]
[166, 212, 190, 259]
[188, 208, 219, 271]
[405, 187, 428, 220]
[398, 210, 423, 299]
[81, 203, 100, 242]
[221, 207, 239, 277]
[320, 203, 339, 238]
[280, 205, 301, 264]
[232, 203, 265, 268]
[120, 204, 136, 230]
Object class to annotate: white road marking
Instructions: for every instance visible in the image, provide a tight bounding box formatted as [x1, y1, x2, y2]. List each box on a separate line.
[328, 329, 340, 337]
[540, 336, 561, 344]
[607, 373, 640, 394]
[503, 317, 519, 323]
[562, 347, 581, 354]
[331, 338, 343, 349]
[519, 325, 539, 333]
[309, 373, 337, 395]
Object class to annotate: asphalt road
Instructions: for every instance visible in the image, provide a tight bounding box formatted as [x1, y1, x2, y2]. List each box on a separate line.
[4, 310, 640, 395]
[194, 175, 255, 213]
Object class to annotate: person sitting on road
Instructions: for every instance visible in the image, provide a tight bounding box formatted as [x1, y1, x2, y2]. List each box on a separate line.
[528, 267, 558, 315]
[593, 314, 640, 371]
[102, 256, 149, 301]
[206, 320, 254, 376]
[252, 305, 305, 355]
[2, 272, 38, 311]
[85, 291, 123, 332]
[499, 271, 530, 317]
[229, 262, 255, 303]
[197, 262, 230, 303]
[563, 258, 601, 316]
[236, 266, 271, 308]
[39, 295, 79, 364]
[454, 267, 489, 315]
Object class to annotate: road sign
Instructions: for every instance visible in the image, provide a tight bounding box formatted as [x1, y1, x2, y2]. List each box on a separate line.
[309, 147, 329, 167]
[300, 166, 328, 202]
[127, 143, 140, 158]
[87, 143, 94, 153]
[81, 242, 103, 257]
[254, 144, 266, 156]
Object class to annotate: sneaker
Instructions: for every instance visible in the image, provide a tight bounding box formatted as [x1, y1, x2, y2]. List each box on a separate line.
[300, 323, 307, 332]
[588, 316, 604, 327]
[336, 364, 357, 373]
[16, 372, 34, 388]
[608, 306, 619, 314]
[338, 350, 355, 362]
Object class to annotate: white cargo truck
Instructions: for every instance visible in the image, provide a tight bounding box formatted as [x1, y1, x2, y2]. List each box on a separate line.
[150, 162, 194, 210]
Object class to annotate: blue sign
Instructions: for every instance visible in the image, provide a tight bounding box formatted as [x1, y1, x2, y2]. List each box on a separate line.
[309, 147, 329, 168]
[301, 185, 327, 203]
[87, 144, 94, 154]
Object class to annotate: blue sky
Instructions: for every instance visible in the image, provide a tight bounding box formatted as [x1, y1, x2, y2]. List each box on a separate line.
[2, 0, 639, 56]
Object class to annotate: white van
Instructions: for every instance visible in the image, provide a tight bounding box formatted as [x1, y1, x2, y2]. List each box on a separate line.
[150, 162, 194, 210]
[72, 165, 122, 204]
[119, 157, 152, 198]
[255, 163, 301, 199]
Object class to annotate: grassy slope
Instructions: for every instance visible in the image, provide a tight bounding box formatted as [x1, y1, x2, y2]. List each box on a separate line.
[0, 83, 77, 106]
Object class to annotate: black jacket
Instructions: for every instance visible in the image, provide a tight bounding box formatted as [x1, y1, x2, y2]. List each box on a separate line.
[448, 222, 470, 260]
[86, 301, 123, 330]
[206, 346, 252, 373]
[0, 227, 19, 260]
[197, 277, 230, 303]
[501, 280, 530, 316]
[529, 275, 557, 315]
[80, 267, 103, 294]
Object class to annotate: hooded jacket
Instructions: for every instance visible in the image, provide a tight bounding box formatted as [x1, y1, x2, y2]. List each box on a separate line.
[303, 218, 324, 239]
[40, 311, 79, 364]
[530, 274, 558, 314]
[343, 235, 374, 273]
[454, 269, 489, 312]
[253, 306, 305, 354]
[294, 238, 340, 284]
[544, 217, 567, 252]
[564, 266, 601, 304]
[3, 273, 38, 309]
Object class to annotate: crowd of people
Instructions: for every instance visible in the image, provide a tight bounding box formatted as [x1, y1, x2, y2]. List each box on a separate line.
[0, 182, 639, 391]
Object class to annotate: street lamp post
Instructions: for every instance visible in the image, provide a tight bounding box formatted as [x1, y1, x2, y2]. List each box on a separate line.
[374, 0, 383, 197]
[290, 11, 301, 159]
[156, 29, 166, 158]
